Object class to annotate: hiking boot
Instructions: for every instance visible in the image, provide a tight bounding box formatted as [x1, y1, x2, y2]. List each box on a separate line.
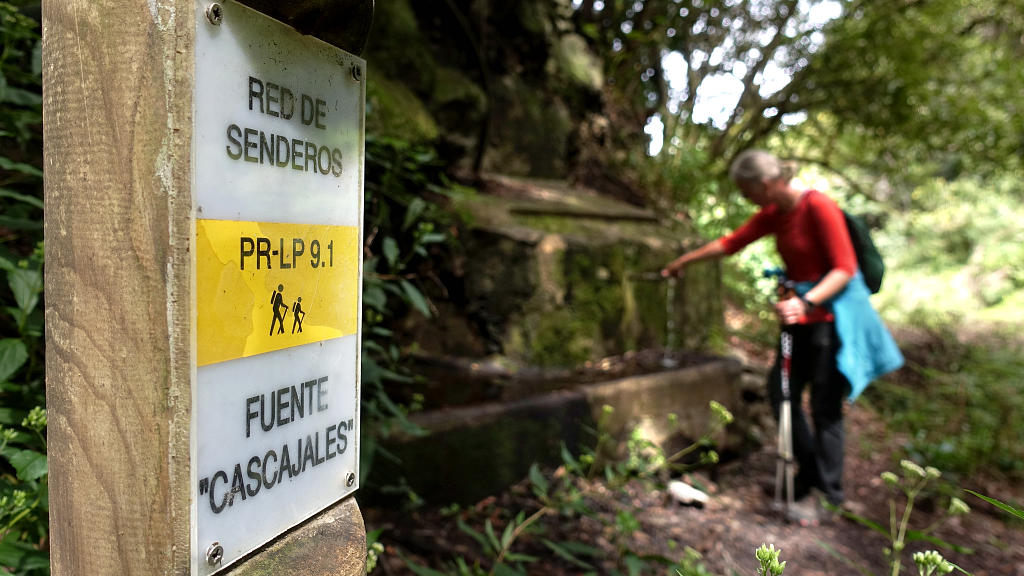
[785, 497, 823, 526]
[786, 489, 836, 526]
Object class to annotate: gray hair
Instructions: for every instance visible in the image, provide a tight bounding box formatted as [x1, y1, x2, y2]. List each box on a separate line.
[729, 149, 797, 184]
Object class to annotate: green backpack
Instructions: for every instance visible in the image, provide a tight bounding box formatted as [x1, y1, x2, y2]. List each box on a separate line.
[843, 211, 885, 293]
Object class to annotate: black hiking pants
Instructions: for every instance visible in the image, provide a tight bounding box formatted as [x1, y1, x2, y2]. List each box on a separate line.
[768, 322, 847, 505]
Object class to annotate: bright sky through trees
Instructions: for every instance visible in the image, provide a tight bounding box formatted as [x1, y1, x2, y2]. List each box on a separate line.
[644, 0, 842, 155]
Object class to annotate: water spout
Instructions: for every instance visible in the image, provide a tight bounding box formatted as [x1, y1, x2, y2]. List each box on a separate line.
[662, 276, 679, 368]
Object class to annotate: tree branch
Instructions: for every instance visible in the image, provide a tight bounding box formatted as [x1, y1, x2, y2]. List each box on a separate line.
[784, 155, 877, 201]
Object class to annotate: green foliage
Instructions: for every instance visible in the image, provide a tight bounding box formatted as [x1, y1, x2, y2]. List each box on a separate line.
[902, 177, 1019, 270]
[359, 134, 462, 486]
[912, 551, 956, 576]
[0, 4, 41, 153]
[577, 0, 842, 161]
[805, 0, 1024, 179]
[755, 544, 787, 576]
[365, 529, 385, 574]
[0, 3, 46, 574]
[577, 0, 1023, 213]
[872, 176, 1024, 322]
[869, 339, 1024, 478]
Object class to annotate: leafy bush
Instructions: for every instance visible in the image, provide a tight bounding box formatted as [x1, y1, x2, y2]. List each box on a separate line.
[0, 3, 47, 573]
[874, 175, 1024, 321]
[359, 134, 463, 484]
[869, 338, 1024, 479]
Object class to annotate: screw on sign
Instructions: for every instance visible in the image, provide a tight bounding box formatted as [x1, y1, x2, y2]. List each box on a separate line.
[206, 542, 224, 567]
[206, 3, 223, 25]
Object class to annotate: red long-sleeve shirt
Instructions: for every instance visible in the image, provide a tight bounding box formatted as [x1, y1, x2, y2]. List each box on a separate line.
[719, 190, 857, 319]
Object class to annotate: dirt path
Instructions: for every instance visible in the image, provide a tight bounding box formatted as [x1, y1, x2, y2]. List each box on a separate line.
[626, 404, 1024, 576]
[368, 402, 1024, 575]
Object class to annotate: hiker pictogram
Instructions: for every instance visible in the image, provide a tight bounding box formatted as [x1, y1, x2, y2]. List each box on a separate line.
[292, 297, 306, 333]
[270, 285, 308, 336]
[270, 284, 288, 336]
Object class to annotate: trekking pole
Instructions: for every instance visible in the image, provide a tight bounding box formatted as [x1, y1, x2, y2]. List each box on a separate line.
[764, 268, 797, 515]
[773, 327, 795, 514]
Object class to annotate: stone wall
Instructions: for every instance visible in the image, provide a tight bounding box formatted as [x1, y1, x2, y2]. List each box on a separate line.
[402, 175, 724, 369]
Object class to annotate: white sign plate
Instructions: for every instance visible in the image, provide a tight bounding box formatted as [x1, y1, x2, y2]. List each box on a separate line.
[191, 1, 364, 573]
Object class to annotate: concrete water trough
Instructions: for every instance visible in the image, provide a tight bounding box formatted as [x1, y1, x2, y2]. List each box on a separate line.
[372, 354, 744, 504]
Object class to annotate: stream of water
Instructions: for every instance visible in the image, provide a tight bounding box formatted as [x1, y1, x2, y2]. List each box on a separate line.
[662, 276, 679, 368]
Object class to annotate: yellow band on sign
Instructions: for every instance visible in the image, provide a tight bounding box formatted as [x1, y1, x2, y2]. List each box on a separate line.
[196, 219, 360, 367]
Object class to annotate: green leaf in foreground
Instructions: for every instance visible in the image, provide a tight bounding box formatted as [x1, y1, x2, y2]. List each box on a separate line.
[0, 188, 43, 209]
[0, 537, 50, 573]
[457, 517, 494, 554]
[966, 490, 1024, 522]
[541, 539, 597, 569]
[398, 553, 449, 576]
[0, 339, 28, 383]
[399, 279, 431, 317]
[6, 447, 47, 481]
[528, 463, 549, 496]
[493, 562, 527, 576]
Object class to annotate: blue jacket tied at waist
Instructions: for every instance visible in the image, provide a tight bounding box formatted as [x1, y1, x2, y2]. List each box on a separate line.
[797, 273, 904, 400]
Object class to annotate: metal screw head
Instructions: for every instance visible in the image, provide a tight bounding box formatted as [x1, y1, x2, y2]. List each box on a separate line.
[206, 3, 224, 25]
[206, 542, 224, 567]
[350, 64, 362, 83]
[346, 472, 356, 487]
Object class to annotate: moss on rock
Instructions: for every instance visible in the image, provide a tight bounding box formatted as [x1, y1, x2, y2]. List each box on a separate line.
[438, 176, 723, 369]
[366, 75, 440, 144]
[523, 307, 597, 367]
[485, 76, 573, 178]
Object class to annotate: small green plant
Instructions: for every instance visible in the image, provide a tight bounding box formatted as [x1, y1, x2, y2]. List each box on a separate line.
[831, 460, 970, 576]
[676, 544, 785, 576]
[871, 338, 1024, 478]
[882, 461, 970, 576]
[911, 550, 955, 576]
[673, 546, 716, 576]
[755, 543, 786, 576]
[365, 529, 385, 574]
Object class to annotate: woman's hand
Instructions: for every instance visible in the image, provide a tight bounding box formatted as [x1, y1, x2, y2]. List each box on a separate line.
[775, 296, 807, 325]
[661, 259, 685, 278]
[660, 240, 727, 279]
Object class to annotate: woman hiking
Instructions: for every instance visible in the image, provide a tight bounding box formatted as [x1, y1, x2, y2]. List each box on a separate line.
[661, 149, 903, 524]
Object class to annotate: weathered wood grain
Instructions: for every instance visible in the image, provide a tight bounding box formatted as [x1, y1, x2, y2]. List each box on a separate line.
[227, 497, 365, 575]
[43, 1, 194, 574]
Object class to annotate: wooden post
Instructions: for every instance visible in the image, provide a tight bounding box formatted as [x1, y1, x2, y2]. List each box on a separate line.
[43, 1, 367, 573]
[43, 1, 195, 573]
